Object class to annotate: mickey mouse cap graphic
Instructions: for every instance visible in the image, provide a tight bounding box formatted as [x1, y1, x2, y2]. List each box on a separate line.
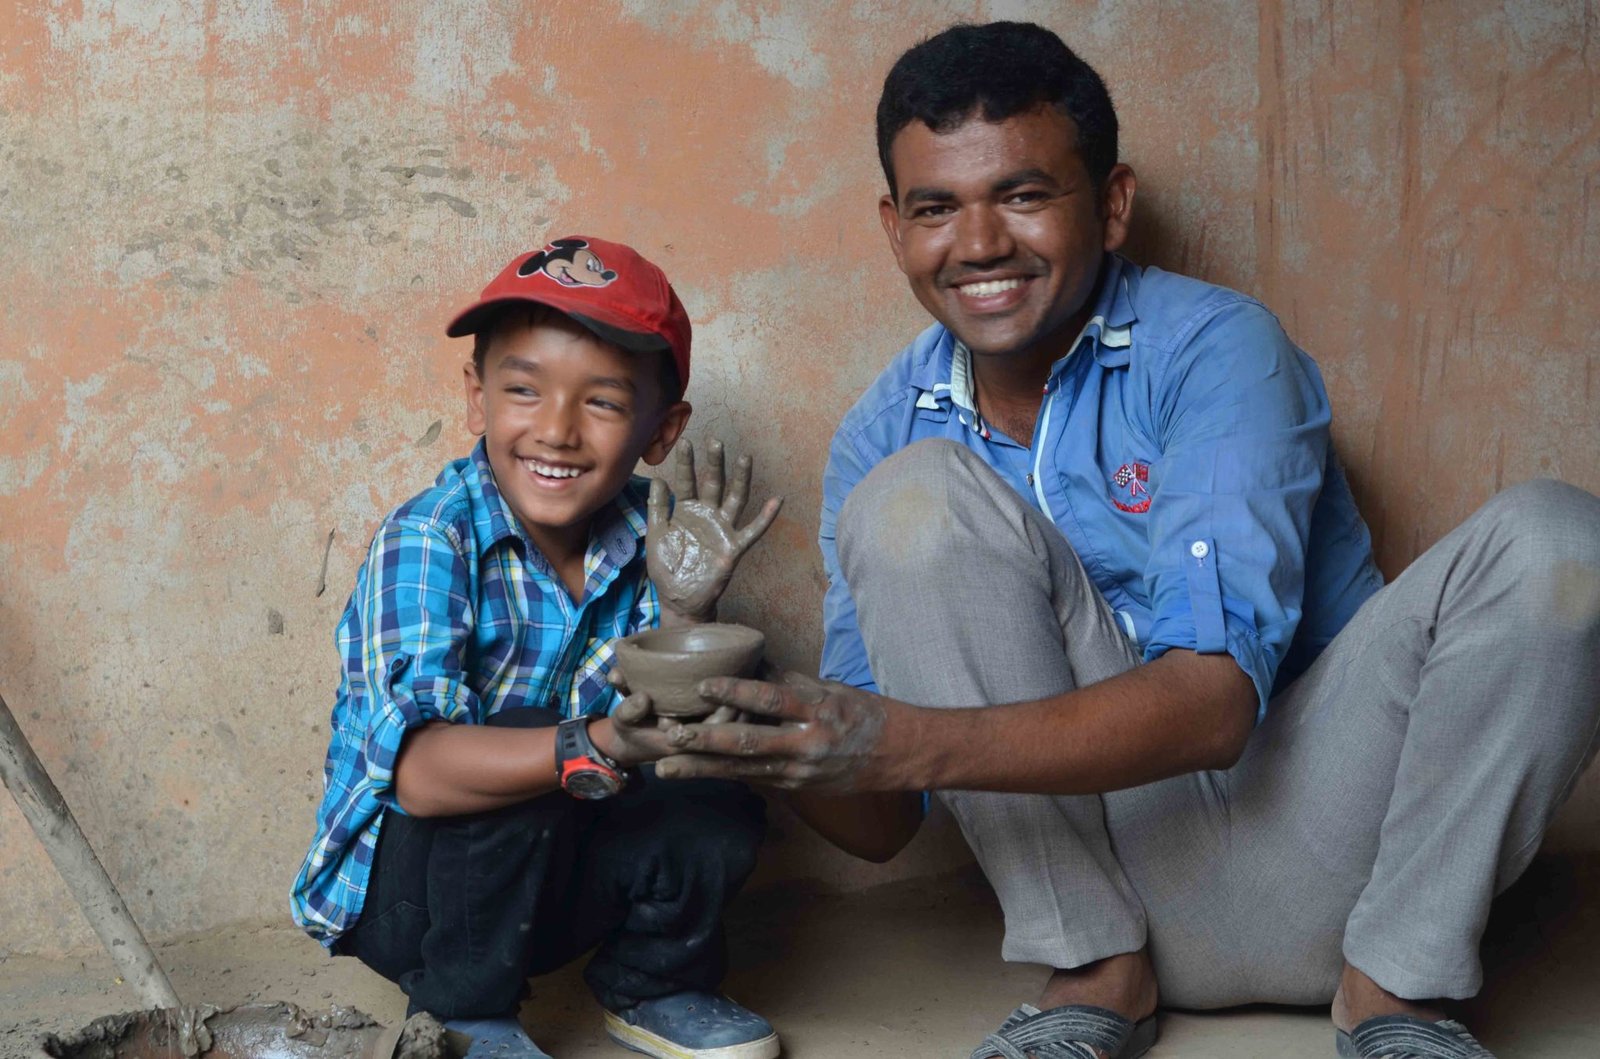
[517, 238, 618, 287]
[447, 235, 692, 387]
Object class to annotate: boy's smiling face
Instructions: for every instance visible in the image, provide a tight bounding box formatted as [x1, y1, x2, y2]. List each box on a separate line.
[464, 308, 689, 563]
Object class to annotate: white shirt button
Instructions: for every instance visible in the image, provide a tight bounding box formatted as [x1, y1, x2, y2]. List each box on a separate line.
[1190, 540, 1210, 559]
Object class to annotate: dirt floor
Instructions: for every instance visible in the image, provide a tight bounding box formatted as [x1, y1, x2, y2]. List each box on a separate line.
[3, 855, 1597, 1058]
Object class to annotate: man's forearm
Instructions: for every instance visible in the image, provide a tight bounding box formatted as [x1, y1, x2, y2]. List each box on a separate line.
[894, 650, 1256, 795]
[675, 649, 1257, 797]
[788, 790, 924, 862]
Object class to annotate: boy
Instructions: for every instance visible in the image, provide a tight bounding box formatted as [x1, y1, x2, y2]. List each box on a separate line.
[291, 236, 783, 1059]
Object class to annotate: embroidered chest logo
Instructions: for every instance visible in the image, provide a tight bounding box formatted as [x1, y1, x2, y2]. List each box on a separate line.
[1110, 461, 1151, 514]
[517, 238, 618, 288]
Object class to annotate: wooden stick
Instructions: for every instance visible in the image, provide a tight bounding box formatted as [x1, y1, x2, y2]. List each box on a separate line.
[0, 690, 181, 1009]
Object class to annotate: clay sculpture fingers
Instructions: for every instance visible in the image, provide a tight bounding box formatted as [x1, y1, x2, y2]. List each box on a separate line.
[734, 496, 784, 552]
[720, 453, 752, 524]
[647, 477, 670, 535]
[698, 437, 725, 508]
[645, 437, 783, 623]
[671, 438, 698, 501]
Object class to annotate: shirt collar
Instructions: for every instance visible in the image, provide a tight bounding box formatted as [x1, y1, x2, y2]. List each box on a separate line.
[1087, 253, 1138, 367]
[913, 254, 1140, 418]
[463, 439, 647, 568]
[600, 482, 649, 568]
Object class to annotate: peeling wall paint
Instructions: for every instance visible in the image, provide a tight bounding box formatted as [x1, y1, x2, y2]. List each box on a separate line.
[2, 1, 1597, 957]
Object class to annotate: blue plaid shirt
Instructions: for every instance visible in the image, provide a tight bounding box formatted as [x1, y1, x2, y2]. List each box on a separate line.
[290, 440, 659, 945]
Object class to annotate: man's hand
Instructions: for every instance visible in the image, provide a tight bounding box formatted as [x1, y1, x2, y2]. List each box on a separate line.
[645, 651, 1255, 798]
[650, 670, 906, 792]
[647, 438, 783, 624]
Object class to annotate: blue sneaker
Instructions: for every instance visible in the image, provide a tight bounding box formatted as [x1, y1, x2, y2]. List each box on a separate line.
[603, 991, 780, 1059]
[442, 1016, 554, 1059]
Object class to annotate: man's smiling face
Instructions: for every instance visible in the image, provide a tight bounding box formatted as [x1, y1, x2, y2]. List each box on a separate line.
[879, 105, 1134, 368]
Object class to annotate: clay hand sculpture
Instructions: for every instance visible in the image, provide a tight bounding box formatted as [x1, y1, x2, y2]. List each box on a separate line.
[611, 439, 782, 723]
[645, 437, 783, 623]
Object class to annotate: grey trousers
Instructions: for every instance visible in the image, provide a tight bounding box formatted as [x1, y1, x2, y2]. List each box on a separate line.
[836, 439, 1600, 1008]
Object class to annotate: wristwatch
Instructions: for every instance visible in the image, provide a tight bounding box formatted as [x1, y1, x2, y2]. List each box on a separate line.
[555, 716, 628, 799]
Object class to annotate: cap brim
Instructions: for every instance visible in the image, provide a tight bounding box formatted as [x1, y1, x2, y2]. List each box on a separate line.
[445, 296, 670, 357]
[564, 311, 672, 356]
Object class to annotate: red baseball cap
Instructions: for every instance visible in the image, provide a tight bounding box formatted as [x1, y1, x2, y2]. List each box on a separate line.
[447, 236, 691, 390]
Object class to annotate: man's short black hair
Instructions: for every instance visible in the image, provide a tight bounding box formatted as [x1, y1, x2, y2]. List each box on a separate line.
[875, 21, 1119, 201]
[471, 305, 684, 407]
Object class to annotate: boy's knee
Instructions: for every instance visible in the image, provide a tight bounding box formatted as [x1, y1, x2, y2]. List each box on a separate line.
[672, 795, 764, 886]
[601, 780, 765, 886]
[671, 784, 765, 856]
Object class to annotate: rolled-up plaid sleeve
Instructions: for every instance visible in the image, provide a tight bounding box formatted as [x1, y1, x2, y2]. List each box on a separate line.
[352, 519, 482, 810]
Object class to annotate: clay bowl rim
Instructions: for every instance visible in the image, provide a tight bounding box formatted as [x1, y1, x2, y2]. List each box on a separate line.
[616, 621, 766, 658]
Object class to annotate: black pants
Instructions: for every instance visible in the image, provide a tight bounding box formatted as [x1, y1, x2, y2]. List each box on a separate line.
[333, 709, 767, 1020]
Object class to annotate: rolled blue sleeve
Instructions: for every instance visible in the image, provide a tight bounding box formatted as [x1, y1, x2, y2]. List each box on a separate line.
[352, 519, 483, 810]
[819, 425, 881, 693]
[1140, 302, 1329, 719]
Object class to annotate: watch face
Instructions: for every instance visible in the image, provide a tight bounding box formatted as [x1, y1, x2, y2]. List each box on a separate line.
[565, 768, 623, 800]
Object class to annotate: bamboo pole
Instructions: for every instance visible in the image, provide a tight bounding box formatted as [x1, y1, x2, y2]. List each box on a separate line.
[0, 690, 181, 1009]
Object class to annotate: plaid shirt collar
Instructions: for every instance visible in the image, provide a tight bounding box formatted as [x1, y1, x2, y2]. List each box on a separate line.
[462, 439, 648, 570]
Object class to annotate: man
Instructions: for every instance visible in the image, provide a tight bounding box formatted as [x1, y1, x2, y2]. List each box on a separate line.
[630, 22, 1600, 1059]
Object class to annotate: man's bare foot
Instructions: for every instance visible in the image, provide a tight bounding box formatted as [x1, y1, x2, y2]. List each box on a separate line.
[1037, 948, 1160, 1022]
[1332, 962, 1447, 1034]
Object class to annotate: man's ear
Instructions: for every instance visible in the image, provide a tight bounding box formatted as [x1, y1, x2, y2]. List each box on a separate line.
[1100, 163, 1138, 253]
[463, 359, 487, 436]
[641, 401, 693, 466]
[878, 194, 909, 275]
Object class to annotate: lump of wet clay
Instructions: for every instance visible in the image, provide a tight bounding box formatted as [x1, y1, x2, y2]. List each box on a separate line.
[612, 623, 765, 719]
[39, 1002, 458, 1059]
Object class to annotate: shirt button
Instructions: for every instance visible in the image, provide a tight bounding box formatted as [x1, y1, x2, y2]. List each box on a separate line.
[1190, 540, 1209, 559]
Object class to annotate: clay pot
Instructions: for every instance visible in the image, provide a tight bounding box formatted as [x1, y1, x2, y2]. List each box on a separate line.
[612, 623, 765, 718]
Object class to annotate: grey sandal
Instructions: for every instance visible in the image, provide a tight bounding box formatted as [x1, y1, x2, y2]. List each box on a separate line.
[970, 1003, 1158, 1059]
[1335, 1015, 1495, 1058]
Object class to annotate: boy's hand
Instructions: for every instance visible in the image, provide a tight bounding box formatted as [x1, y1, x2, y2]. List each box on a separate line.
[647, 438, 782, 624]
[594, 668, 745, 767]
[591, 690, 677, 767]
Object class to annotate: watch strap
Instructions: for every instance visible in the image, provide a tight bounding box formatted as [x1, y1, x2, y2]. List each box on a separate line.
[555, 716, 626, 797]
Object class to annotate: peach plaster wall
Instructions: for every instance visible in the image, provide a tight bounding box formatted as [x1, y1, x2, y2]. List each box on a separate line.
[1, 0, 1596, 957]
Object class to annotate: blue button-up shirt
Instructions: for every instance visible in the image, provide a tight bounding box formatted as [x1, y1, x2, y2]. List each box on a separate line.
[821, 254, 1384, 716]
[291, 440, 658, 945]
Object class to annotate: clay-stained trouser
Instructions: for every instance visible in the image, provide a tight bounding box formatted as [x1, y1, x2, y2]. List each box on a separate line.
[837, 439, 1600, 1006]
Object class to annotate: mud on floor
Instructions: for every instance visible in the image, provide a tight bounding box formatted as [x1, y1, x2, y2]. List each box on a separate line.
[4, 858, 1598, 1058]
